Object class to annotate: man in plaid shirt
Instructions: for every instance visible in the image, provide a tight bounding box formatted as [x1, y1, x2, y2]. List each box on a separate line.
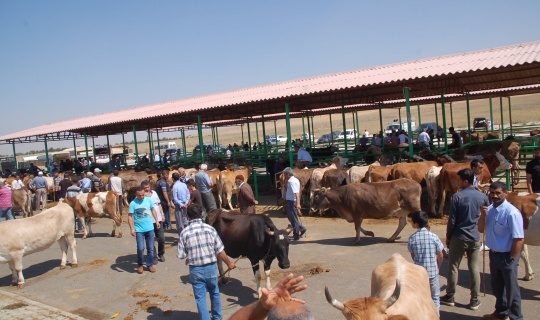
[177, 204, 235, 320]
[408, 210, 444, 315]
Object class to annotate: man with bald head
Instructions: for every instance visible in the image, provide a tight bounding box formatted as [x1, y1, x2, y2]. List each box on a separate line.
[268, 301, 314, 320]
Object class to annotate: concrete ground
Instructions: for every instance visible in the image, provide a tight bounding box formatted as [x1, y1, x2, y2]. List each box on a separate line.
[1, 196, 539, 320]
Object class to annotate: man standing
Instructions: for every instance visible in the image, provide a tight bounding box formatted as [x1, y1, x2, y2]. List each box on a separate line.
[177, 203, 236, 320]
[58, 173, 72, 199]
[471, 159, 486, 190]
[155, 169, 171, 229]
[194, 164, 217, 212]
[108, 170, 125, 215]
[128, 186, 160, 274]
[30, 171, 48, 211]
[526, 147, 540, 193]
[293, 145, 312, 169]
[479, 182, 524, 320]
[11, 174, 24, 190]
[142, 180, 165, 264]
[53, 170, 62, 201]
[0, 181, 14, 221]
[283, 167, 306, 241]
[441, 168, 489, 310]
[92, 168, 104, 192]
[80, 172, 92, 193]
[236, 175, 258, 214]
[172, 172, 190, 235]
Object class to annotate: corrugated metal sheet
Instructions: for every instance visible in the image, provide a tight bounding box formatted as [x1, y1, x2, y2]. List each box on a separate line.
[2, 40, 540, 141]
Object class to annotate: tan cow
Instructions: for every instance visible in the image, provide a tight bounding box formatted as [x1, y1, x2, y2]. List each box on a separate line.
[505, 192, 540, 281]
[309, 157, 348, 215]
[366, 164, 394, 182]
[325, 253, 439, 320]
[11, 189, 33, 218]
[425, 166, 443, 216]
[391, 161, 438, 186]
[66, 191, 121, 239]
[311, 178, 422, 243]
[0, 200, 78, 288]
[279, 168, 313, 212]
[217, 165, 252, 209]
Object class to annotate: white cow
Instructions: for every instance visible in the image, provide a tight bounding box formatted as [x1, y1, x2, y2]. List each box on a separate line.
[0, 200, 78, 288]
[66, 191, 122, 239]
[309, 156, 348, 215]
[425, 166, 443, 216]
[348, 161, 379, 183]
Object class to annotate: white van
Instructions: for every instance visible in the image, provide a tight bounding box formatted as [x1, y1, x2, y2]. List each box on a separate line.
[154, 141, 177, 152]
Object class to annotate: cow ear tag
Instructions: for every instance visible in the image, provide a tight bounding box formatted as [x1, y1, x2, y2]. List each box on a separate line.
[279, 234, 284, 240]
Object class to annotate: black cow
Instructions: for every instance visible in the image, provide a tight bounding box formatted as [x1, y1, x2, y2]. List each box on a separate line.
[209, 209, 292, 295]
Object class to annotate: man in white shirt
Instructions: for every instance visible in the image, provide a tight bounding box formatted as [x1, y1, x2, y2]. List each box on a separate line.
[11, 174, 24, 190]
[283, 167, 306, 241]
[293, 145, 312, 169]
[417, 129, 430, 148]
[108, 170, 125, 214]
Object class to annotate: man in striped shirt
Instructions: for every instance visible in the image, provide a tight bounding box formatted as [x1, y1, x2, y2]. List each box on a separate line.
[177, 203, 235, 320]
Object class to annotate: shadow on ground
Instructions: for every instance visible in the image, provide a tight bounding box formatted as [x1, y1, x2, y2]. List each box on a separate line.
[0, 259, 60, 287]
[110, 254, 139, 273]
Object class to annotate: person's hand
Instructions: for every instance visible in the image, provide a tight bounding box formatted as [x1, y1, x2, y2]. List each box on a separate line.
[227, 262, 236, 270]
[481, 206, 488, 216]
[445, 238, 450, 247]
[130, 229, 136, 237]
[254, 200, 259, 205]
[260, 273, 307, 311]
[156, 222, 160, 229]
[296, 204, 301, 211]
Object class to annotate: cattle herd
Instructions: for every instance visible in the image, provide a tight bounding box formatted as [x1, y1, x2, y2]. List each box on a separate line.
[0, 140, 539, 319]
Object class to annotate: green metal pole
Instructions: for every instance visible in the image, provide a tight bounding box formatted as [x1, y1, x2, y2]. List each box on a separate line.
[329, 114, 334, 143]
[450, 102, 454, 128]
[156, 130, 161, 158]
[44, 136, 49, 172]
[255, 121, 260, 159]
[12, 141, 18, 174]
[311, 116, 315, 147]
[92, 137, 96, 163]
[132, 126, 139, 165]
[72, 135, 77, 161]
[285, 103, 294, 167]
[121, 133, 125, 167]
[106, 134, 111, 167]
[355, 111, 360, 145]
[508, 97, 513, 136]
[352, 111, 357, 145]
[197, 115, 204, 163]
[489, 97, 494, 132]
[147, 129, 153, 165]
[252, 168, 259, 200]
[247, 119, 252, 160]
[181, 128, 187, 162]
[417, 105, 421, 127]
[342, 105, 347, 154]
[215, 127, 220, 155]
[262, 115, 268, 159]
[435, 102, 440, 148]
[500, 97, 505, 138]
[466, 93, 472, 139]
[306, 112, 312, 149]
[441, 92, 448, 154]
[379, 103, 384, 150]
[398, 108, 402, 131]
[404, 88, 413, 158]
[301, 115, 306, 148]
[84, 133, 90, 171]
[273, 121, 277, 140]
[241, 124, 245, 145]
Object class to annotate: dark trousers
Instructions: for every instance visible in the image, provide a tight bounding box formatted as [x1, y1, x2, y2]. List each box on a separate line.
[489, 251, 523, 320]
[162, 202, 171, 228]
[153, 222, 165, 258]
[286, 200, 305, 239]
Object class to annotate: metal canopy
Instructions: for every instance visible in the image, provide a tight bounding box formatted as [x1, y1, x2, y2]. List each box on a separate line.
[1, 40, 540, 142]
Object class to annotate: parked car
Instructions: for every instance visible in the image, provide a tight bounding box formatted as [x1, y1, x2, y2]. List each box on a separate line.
[473, 117, 491, 129]
[165, 148, 183, 162]
[414, 122, 438, 134]
[337, 129, 358, 141]
[193, 144, 227, 153]
[301, 133, 314, 141]
[317, 134, 333, 144]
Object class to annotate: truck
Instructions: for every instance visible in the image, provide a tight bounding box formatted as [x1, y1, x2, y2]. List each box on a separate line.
[385, 118, 416, 134]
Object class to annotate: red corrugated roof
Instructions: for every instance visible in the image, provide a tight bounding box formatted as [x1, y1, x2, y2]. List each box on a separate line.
[1, 40, 540, 141]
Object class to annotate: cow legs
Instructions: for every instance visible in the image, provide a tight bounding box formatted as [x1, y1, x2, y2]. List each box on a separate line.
[520, 244, 534, 281]
[10, 251, 25, 288]
[353, 218, 375, 244]
[86, 217, 94, 237]
[387, 217, 407, 242]
[58, 237, 69, 269]
[8, 261, 18, 286]
[437, 191, 447, 218]
[67, 233, 78, 267]
[111, 218, 123, 238]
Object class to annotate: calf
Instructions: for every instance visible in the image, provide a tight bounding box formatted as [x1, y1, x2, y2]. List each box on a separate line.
[0, 200, 78, 288]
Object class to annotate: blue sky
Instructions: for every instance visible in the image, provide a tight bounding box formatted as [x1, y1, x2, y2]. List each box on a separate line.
[1, 0, 539, 154]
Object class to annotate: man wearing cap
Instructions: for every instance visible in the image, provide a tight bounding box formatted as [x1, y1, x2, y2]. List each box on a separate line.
[293, 145, 312, 169]
[92, 168, 104, 192]
[0, 181, 14, 221]
[194, 163, 217, 212]
[30, 171, 48, 211]
[236, 175, 258, 214]
[80, 172, 92, 193]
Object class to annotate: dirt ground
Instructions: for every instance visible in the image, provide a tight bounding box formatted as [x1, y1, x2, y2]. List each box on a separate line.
[1, 194, 539, 320]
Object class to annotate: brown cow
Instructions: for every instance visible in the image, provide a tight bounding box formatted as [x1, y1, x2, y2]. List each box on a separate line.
[505, 192, 540, 281]
[325, 253, 439, 320]
[11, 189, 33, 218]
[366, 164, 394, 182]
[217, 164, 252, 209]
[309, 157, 348, 215]
[311, 178, 422, 243]
[65, 191, 121, 239]
[391, 161, 438, 186]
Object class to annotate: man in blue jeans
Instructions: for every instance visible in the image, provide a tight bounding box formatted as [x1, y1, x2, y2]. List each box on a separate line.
[177, 204, 236, 320]
[128, 186, 160, 274]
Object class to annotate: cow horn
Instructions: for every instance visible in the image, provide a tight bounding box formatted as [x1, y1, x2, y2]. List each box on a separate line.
[383, 278, 401, 310]
[266, 229, 275, 236]
[325, 286, 345, 310]
[285, 226, 293, 235]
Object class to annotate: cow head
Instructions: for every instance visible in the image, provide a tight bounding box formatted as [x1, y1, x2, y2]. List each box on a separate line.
[325, 279, 405, 320]
[495, 151, 512, 170]
[266, 226, 293, 269]
[310, 187, 331, 215]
